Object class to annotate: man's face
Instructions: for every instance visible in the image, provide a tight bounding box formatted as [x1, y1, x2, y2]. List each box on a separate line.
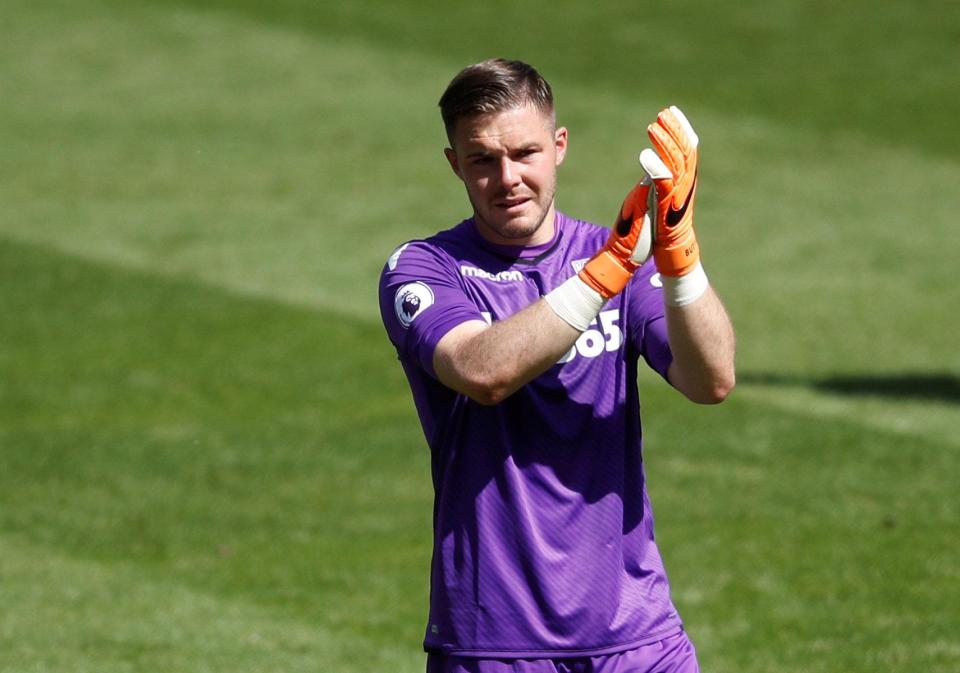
[445, 105, 568, 246]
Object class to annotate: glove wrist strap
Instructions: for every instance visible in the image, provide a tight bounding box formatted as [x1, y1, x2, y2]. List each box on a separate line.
[545, 275, 607, 332]
[661, 261, 709, 307]
[578, 252, 635, 299]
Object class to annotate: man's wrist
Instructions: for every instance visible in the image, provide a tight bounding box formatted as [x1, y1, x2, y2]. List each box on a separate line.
[544, 275, 607, 331]
[661, 261, 709, 307]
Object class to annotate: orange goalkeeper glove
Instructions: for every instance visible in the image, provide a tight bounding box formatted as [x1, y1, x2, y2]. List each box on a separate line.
[546, 181, 653, 331]
[640, 106, 700, 278]
[577, 179, 654, 299]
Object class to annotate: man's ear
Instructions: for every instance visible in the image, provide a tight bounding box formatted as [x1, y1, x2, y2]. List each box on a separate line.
[444, 147, 463, 180]
[554, 126, 569, 166]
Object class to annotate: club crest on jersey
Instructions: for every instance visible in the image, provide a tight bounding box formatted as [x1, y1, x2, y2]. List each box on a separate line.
[394, 282, 434, 328]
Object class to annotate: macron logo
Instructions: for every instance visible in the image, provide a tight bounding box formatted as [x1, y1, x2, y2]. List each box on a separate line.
[460, 265, 523, 282]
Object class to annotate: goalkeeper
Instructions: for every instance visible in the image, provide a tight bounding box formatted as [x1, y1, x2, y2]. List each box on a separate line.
[379, 58, 735, 673]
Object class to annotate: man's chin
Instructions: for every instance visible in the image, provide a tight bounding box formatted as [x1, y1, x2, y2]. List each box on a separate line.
[501, 217, 539, 238]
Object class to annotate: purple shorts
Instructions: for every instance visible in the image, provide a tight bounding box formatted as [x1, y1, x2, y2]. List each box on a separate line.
[426, 632, 699, 673]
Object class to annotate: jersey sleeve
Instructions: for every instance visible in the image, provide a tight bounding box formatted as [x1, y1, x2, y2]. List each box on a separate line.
[379, 241, 486, 379]
[624, 264, 673, 381]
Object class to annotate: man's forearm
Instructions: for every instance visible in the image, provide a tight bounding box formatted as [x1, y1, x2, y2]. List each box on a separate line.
[665, 286, 736, 404]
[433, 298, 581, 405]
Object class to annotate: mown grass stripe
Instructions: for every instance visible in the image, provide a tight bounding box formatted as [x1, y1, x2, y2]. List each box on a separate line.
[0, 535, 424, 673]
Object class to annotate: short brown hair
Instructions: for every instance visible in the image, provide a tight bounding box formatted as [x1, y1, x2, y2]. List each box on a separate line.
[438, 58, 555, 141]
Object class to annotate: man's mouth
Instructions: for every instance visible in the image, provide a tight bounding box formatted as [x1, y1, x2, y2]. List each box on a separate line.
[497, 196, 532, 212]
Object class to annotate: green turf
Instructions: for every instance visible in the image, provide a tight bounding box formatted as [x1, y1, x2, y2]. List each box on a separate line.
[1, 0, 958, 671]
[0, 238, 433, 671]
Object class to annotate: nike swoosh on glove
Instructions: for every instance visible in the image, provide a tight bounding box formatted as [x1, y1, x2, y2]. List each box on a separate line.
[640, 105, 700, 278]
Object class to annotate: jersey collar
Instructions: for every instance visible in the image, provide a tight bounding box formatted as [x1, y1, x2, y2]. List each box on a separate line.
[464, 212, 567, 265]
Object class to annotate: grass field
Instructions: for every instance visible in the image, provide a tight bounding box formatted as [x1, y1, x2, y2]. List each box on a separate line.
[1, 1, 958, 671]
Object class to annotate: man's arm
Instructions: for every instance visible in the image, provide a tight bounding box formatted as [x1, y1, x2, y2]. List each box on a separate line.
[433, 300, 580, 406]
[665, 286, 736, 404]
[641, 106, 735, 404]
[433, 274, 737, 407]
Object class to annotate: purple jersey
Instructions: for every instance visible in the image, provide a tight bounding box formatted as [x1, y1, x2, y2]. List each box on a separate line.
[378, 212, 683, 658]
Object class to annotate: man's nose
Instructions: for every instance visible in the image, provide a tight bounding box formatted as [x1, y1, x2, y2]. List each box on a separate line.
[497, 157, 522, 188]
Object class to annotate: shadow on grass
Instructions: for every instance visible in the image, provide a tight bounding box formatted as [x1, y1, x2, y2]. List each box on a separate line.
[737, 372, 960, 404]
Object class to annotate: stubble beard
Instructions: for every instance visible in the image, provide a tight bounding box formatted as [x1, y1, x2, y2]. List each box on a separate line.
[470, 182, 557, 244]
